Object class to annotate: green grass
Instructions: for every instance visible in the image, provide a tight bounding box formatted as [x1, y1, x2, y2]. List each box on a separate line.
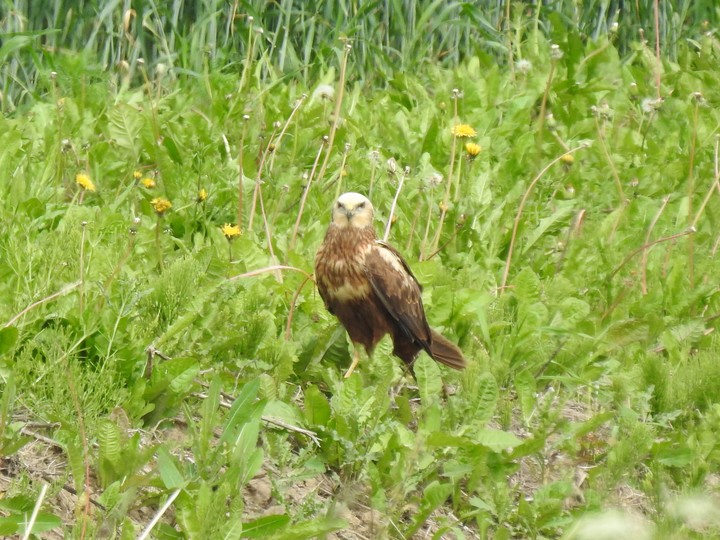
[2, 4, 720, 539]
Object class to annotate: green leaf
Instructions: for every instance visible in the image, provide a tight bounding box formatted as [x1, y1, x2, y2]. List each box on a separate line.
[415, 355, 442, 409]
[0, 326, 18, 355]
[303, 385, 331, 427]
[220, 379, 261, 446]
[471, 372, 498, 425]
[241, 514, 290, 538]
[0, 512, 62, 536]
[269, 517, 346, 540]
[472, 429, 523, 452]
[157, 447, 186, 489]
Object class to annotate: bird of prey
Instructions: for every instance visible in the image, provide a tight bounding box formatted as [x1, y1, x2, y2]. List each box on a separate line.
[315, 192, 466, 378]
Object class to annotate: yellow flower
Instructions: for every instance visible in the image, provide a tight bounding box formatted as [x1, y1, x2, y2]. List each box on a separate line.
[451, 124, 477, 138]
[151, 198, 172, 215]
[222, 223, 241, 240]
[197, 188, 208, 202]
[465, 142, 482, 158]
[560, 154, 575, 164]
[133, 170, 142, 180]
[141, 177, 156, 188]
[76, 173, 96, 192]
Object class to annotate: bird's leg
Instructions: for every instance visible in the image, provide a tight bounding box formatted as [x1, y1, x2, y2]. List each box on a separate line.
[344, 348, 361, 378]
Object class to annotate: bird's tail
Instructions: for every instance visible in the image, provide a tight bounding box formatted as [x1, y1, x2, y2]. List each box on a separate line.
[429, 330, 466, 370]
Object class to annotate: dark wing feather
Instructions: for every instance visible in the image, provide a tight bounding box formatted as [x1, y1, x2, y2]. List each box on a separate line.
[364, 241, 432, 349]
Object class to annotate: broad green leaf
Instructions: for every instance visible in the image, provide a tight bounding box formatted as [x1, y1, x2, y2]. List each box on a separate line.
[0, 326, 18, 355]
[157, 447, 186, 489]
[0, 512, 62, 536]
[220, 379, 260, 446]
[415, 355, 442, 409]
[269, 517, 346, 540]
[303, 385, 331, 426]
[241, 514, 290, 538]
[472, 429, 523, 452]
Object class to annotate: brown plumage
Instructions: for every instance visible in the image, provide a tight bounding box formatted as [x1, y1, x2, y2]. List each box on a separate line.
[315, 192, 466, 377]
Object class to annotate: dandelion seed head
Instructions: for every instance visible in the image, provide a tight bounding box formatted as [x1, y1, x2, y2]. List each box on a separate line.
[516, 59, 532, 74]
[137, 58, 145, 65]
[550, 44, 563, 60]
[641, 97, 663, 113]
[312, 84, 336, 102]
[610, 21, 619, 33]
[427, 172, 443, 188]
[133, 217, 141, 225]
[368, 150, 381, 164]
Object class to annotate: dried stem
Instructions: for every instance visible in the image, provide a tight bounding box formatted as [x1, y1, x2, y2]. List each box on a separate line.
[594, 114, 625, 203]
[237, 119, 249, 229]
[686, 100, 699, 288]
[4, 281, 81, 328]
[269, 94, 306, 174]
[289, 138, 326, 251]
[432, 93, 460, 252]
[500, 145, 586, 292]
[315, 41, 351, 187]
[22, 483, 48, 540]
[608, 228, 696, 281]
[138, 488, 182, 540]
[536, 58, 557, 146]
[228, 264, 313, 282]
[78, 221, 87, 315]
[691, 135, 720, 231]
[285, 273, 314, 340]
[384, 168, 408, 241]
[641, 196, 670, 295]
[248, 124, 279, 232]
[653, 0, 662, 99]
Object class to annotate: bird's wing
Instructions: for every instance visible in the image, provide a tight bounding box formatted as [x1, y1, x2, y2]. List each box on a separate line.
[364, 241, 432, 346]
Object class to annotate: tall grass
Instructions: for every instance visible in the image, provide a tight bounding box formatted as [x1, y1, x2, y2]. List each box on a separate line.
[1, 0, 717, 110]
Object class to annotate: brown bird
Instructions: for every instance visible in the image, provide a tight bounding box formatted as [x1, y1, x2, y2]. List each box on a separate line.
[315, 192, 467, 378]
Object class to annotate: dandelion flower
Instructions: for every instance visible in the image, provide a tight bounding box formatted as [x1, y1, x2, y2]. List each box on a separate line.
[451, 124, 477, 138]
[141, 177, 156, 188]
[197, 188, 208, 202]
[133, 170, 142, 180]
[465, 142, 482, 158]
[151, 197, 172, 215]
[560, 154, 575, 165]
[222, 223, 241, 240]
[76, 173, 96, 192]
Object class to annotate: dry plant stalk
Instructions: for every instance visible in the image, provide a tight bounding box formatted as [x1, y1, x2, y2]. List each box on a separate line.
[641, 196, 670, 295]
[314, 40, 351, 187]
[500, 146, 586, 292]
[289, 137, 326, 251]
[384, 167, 408, 241]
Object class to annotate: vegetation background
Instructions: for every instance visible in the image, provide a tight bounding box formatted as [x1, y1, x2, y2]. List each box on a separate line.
[2, 0, 720, 538]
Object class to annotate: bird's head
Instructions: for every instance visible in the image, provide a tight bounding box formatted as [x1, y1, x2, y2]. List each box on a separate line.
[332, 192, 374, 228]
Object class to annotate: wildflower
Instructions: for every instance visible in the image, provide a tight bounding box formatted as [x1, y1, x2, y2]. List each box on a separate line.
[222, 223, 241, 240]
[451, 124, 477, 138]
[427, 172, 443, 188]
[76, 173, 96, 192]
[550, 44, 563, 60]
[386, 157, 398, 175]
[197, 188, 208, 202]
[141, 177, 156, 188]
[312, 84, 335, 102]
[151, 197, 172, 215]
[516, 59, 532, 74]
[133, 170, 142, 180]
[465, 142, 482, 159]
[641, 97, 663, 113]
[560, 154, 575, 165]
[368, 150, 381, 164]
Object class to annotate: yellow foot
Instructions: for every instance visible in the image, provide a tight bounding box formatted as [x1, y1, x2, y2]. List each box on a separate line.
[343, 349, 361, 378]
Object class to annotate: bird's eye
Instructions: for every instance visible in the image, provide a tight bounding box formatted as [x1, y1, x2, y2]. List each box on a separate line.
[358, 201, 365, 208]
[337, 202, 344, 209]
